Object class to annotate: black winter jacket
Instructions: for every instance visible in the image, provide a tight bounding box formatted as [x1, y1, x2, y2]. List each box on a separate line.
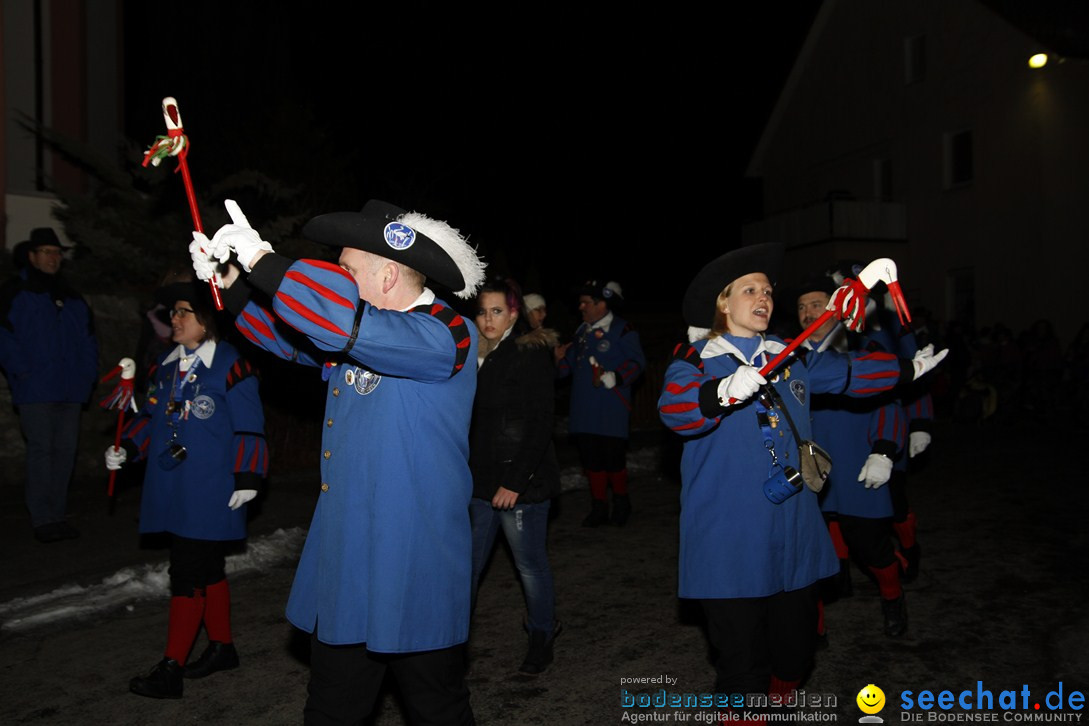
[469, 327, 561, 503]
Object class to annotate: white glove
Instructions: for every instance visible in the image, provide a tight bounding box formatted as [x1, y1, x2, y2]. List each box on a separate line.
[909, 431, 932, 458]
[190, 234, 224, 283]
[228, 489, 257, 510]
[858, 453, 893, 489]
[207, 201, 273, 273]
[911, 344, 949, 380]
[717, 365, 767, 406]
[105, 445, 127, 471]
[588, 356, 617, 389]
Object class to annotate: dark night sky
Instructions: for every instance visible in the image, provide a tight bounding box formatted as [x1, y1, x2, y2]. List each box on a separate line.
[122, 3, 821, 314]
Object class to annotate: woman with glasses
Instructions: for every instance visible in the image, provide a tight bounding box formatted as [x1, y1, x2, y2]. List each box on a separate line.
[469, 277, 562, 674]
[104, 273, 268, 699]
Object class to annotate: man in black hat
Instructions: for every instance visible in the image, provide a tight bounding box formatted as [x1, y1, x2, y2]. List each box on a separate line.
[193, 199, 483, 725]
[555, 280, 645, 527]
[0, 228, 98, 542]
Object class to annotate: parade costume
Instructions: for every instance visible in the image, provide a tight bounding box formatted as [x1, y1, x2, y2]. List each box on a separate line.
[196, 198, 483, 724]
[115, 279, 267, 699]
[658, 244, 915, 696]
[557, 283, 645, 526]
[0, 229, 98, 542]
[470, 319, 561, 674]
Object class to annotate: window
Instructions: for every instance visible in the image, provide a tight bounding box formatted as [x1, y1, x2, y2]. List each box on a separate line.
[904, 35, 926, 84]
[943, 130, 973, 188]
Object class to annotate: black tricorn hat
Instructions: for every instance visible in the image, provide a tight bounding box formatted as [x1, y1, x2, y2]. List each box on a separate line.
[682, 243, 784, 328]
[302, 200, 485, 299]
[24, 227, 71, 251]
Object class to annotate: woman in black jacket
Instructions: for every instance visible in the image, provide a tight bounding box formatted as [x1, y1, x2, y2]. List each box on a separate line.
[469, 277, 561, 674]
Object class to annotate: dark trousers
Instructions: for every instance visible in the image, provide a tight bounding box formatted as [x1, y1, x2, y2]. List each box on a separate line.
[574, 433, 627, 471]
[304, 636, 474, 726]
[20, 402, 81, 527]
[701, 585, 818, 695]
[169, 536, 227, 596]
[836, 515, 897, 569]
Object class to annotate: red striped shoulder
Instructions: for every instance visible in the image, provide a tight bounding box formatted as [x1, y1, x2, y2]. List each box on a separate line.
[669, 342, 704, 371]
[226, 357, 258, 389]
[410, 301, 472, 376]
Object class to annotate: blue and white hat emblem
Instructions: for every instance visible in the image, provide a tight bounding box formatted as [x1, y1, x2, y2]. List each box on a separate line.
[384, 222, 416, 250]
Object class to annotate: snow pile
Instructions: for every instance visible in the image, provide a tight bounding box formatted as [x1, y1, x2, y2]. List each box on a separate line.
[0, 527, 306, 635]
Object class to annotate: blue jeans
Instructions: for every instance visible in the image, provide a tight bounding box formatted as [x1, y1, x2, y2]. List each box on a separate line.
[470, 497, 555, 635]
[19, 402, 81, 527]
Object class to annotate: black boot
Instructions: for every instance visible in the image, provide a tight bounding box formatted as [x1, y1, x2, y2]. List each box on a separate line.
[130, 658, 184, 699]
[900, 544, 922, 583]
[881, 595, 908, 638]
[519, 623, 562, 674]
[610, 494, 631, 526]
[581, 499, 609, 527]
[183, 641, 239, 679]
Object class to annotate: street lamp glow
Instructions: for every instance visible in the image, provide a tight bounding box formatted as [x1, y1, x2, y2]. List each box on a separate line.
[1028, 53, 1049, 69]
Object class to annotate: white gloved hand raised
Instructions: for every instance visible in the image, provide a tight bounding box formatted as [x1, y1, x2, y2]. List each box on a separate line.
[104, 445, 127, 471]
[190, 234, 223, 283]
[207, 200, 274, 273]
[826, 282, 865, 332]
[858, 453, 893, 489]
[717, 365, 767, 406]
[911, 344, 949, 381]
[909, 431, 932, 458]
[228, 489, 257, 511]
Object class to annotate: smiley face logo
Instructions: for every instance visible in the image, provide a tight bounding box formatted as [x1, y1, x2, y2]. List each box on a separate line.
[857, 684, 886, 714]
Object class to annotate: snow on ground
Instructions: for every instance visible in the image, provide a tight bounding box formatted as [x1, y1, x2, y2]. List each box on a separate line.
[0, 527, 306, 635]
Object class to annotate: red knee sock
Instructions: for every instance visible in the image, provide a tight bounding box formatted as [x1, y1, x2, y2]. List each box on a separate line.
[869, 562, 903, 601]
[587, 470, 608, 501]
[893, 511, 917, 549]
[165, 592, 205, 664]
[203, 579, 233, 644]
[608, 469, 629, 495]
[816, 598, 826, 637]
[827, 520, 850, 559]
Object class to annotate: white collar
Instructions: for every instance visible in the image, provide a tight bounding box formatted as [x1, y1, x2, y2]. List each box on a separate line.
[584, 311, 614, 333]
[163, 339, 217, 369]
[401, 287, 436, 312]
[701, 335, 786, 363]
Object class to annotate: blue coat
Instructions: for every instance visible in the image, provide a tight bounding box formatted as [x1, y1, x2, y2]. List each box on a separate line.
[237, 256, 477, 653]
[810, 350, 906, 519]
[124, 340, 267, 541]
[0, 268, 98, 405]
[658, 335, 904, 599]
[558, 312, 645, 439]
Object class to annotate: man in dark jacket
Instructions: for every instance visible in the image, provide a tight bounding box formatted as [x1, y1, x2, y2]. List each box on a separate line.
[0, 228, 98, 542]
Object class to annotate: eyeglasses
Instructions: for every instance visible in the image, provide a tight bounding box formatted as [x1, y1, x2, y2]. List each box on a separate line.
[169, 307, 195, 319]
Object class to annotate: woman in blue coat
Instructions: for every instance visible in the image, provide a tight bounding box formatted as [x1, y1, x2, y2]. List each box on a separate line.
[658, 245, 943, 701]
[105, 276, 268, 699]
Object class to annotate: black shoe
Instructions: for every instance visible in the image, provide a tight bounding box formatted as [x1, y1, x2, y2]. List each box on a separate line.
[519, 623, 562, 674]
[881, 595, 908, 638]
[581, 500, 609, 528]
[33, 523, 65, 544]
[900, 544, 921, 583]
[183, 641, 239, 679]
[611, 494, 631, 527]
[130, 658, 183, 699]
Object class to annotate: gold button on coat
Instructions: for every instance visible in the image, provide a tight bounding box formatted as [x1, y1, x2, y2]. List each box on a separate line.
[323, 450, 331, 460]
[332, 388, 340, 397]
[321, 483, 329, 492]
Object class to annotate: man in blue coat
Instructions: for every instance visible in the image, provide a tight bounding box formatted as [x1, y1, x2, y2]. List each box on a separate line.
[193, 199, 484, 725]
[0, 228, 98, 543]
[556, 280, 645, 526]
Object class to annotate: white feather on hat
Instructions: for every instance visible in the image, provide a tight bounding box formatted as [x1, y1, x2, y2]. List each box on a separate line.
[399, 211, 486, 299]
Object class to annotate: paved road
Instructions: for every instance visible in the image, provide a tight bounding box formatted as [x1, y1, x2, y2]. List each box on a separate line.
[1, 419, 1086, 724]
